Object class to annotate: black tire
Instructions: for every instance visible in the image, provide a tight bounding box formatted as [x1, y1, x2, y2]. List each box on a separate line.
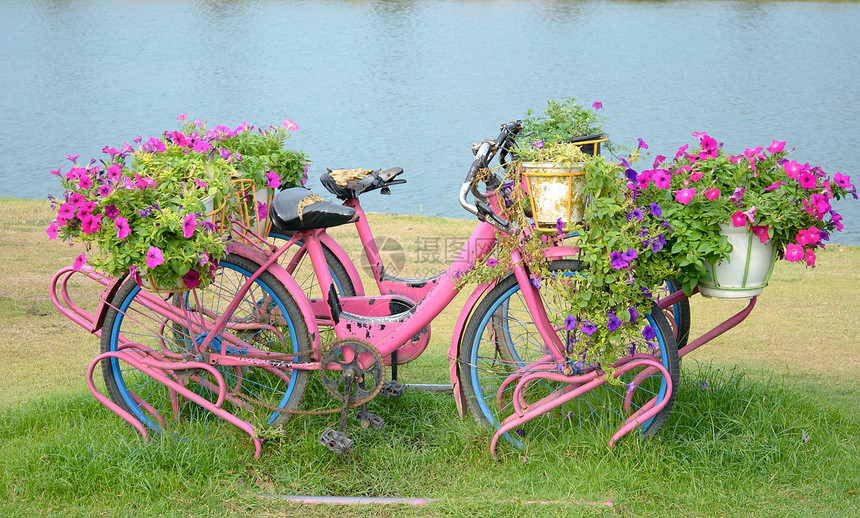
[460, 259, 679, 446]
[100, 253, 312, 434]
[661, 280, 691, 350]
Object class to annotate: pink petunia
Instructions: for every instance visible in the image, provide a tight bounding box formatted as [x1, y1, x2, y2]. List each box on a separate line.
[107, 163, 122, 182]
[257, 202, 267, 222]
[58, 203, 75, 220]
[177, 113, 187, 121]
[764, 181, 785, 191]
[833, 172, 852, 189]
[703, 188, 719, 201]
[783, 160, 803, 179]
[675, 188, 696, 205]
[592, 101, 603, 110]
[73, 253, 87, 271]
[742, 206, 757, 224]
[767, 140, 786, 154]
[104, 204, 119, 219]
[115, 217, 131, 239]
[744, 147, 763, 159]
[798, 172, 817, 189]
[731, 211, 747, 227]
[98, 184, 112, 197]
[831, 212, 844, 232]
[193, 140, 211, 153]
[265, 169, 280, 189]
[637, 138, 648, 150]
[78, 175, 93, 189]
[283, 118, 299, 132]
[46, 222, 58, 240]
[784, 244, 804, 262]
[653, 170, 672, 189]
[689, 172, 704, 182]
[752, 225, 769, 244]
[146, 246, 164, 268]
[804, 248, 816, 267]
[80, 213, 101, 234]
[183, 213, 198, 238]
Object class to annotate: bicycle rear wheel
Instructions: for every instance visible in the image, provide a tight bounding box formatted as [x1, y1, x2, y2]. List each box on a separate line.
[100, 254, 311, 435]
[460, 259, 679, 447]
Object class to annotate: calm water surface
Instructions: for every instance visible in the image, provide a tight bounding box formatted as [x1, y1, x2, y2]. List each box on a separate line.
[2, 0, 858, 244]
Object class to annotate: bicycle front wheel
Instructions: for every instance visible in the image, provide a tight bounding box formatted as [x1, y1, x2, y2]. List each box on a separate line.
[460, 259, 679, 447]
[100, 253, 312, 436]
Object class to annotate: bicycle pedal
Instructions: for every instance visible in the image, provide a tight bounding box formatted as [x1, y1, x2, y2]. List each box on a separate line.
[379, 381, 406, 398]
[320, 427, 353, 455]
[356, 411, 385, 430]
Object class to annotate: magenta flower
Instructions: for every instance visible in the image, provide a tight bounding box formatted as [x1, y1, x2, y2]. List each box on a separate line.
[798, 172, 817, 189]
[486, 258, 498, 268]
[104, 204, 119, 219]
[193, 140, 211, 153]
[689, 172, 704, 182]
[767, 140, 786, 154]
[265, 169, 280, 189]
[752, 225, 770, 244]
[58, 203, 75, 220]
[731, 211, 747, 227]
[257, 201, 267, 221]
[785, 243, 804, 262]
[764, 181, 785, 192]
[742, 206, 757, 224]
[98, 185, 112, 197]
[195, 179, 208, 190]
[183, 213, 198, 238]
[78, 175, 93, 190]
[653, 170, 671, 189]
[218, 148, 233, 161]
[744, 146, 763, 159]
[66, 154, 79, 163]
[146, 246, 164, 268]
[831, 212, 844, 232]
[114, 217, 131, 239]
[705, 188, 720, 201]
[73, 253, 87, 271]
[46, 222, 58, 240]
[592, 101, 602, 110]
[833, 172, 852, 189]
[183, 269, 201, 289]
[581, 321, 597, 335]
[783, 160, 803, 179]
[637, 138, 648, 150]
[283, 118, 299, 132]
[177, 113, 187, 121]
[805, 248, 816, 267]
[80, 213, 101, 234]
[675, 188, 695, 205]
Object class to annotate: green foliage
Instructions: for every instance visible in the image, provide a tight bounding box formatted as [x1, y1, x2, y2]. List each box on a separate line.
[518, 97, 606, 145]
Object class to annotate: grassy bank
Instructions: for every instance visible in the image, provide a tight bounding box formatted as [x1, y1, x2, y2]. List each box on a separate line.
[1, 198, 858, 516]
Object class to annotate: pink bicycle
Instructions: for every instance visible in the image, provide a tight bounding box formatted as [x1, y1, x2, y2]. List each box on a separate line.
[52, 121, 680, 458]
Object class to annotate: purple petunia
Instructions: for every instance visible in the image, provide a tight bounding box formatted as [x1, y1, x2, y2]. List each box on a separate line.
[581, 320, 597, 335]
[607, 312, 622, 333]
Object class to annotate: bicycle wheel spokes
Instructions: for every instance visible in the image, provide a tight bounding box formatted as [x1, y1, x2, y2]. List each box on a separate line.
[462, 260, 679, 449]
[100, 254, 311, 438]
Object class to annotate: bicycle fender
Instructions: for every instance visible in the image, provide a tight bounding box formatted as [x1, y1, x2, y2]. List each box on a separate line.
[226, 243, 322, 352]
[449, 282, 495, 419]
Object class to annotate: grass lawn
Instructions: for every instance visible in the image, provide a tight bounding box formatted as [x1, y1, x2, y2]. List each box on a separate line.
[1, 198, 858, 516]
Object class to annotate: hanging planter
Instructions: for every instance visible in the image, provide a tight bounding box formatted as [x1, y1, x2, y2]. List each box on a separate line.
[698, 224, 776, 299]
[521, 161, 587, 232]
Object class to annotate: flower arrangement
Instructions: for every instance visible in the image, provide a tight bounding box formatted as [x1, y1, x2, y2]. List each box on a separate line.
[633, 133, 856, 294]
[46, 116, 310, 290]
[515, 97, 607, 157]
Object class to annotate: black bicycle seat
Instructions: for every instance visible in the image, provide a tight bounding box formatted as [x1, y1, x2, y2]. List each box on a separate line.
[269, 187, 357, 232]
[320, 167, 406, 199]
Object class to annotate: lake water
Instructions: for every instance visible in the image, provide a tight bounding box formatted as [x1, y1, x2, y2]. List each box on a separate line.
[2, 0, 858, 244]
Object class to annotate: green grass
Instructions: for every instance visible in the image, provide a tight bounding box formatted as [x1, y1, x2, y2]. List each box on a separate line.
[1, 365, 858, 516]
[2, 198, 859, 516]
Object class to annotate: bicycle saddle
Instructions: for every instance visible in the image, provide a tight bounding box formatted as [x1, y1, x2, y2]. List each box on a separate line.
[320, 167, 405, 199]
[269, 187, 358, 232]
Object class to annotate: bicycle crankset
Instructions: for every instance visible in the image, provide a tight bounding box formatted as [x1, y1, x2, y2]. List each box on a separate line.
[320, 338, 385, 407]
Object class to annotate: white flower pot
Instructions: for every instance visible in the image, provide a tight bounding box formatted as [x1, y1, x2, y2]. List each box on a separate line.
[698, 224, 776, 299]
[521, 162, 586, 231]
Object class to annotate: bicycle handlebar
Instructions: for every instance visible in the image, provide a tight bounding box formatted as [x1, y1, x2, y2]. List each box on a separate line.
[459, 121, 522, 233]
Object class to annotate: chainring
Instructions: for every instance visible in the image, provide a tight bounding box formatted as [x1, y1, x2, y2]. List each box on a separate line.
[320, 338, 385, 407]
